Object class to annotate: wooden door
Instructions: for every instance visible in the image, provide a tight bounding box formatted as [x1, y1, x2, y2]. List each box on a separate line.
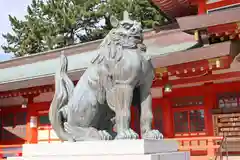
[172, 106, 206, 137]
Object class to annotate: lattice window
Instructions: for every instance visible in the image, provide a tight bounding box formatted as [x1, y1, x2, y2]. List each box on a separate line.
[14, 112, 27, 139]
[152, 106, 164, 134]
[2, 113, 15, 140]
[174, 110, 205, 134]
[217, 93, 240, 109]
[1, 112, 27, 141]
[174, 111, 188, 133]
[190, 110, 205, 132]
[172, 96, 204, 107]
[39, 115, 50, 126]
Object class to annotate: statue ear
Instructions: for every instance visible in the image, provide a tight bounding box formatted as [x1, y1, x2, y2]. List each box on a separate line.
[110, 15, 119, 28]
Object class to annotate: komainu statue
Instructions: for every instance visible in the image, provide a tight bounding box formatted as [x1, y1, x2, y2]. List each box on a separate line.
[49, 11, 163, 141]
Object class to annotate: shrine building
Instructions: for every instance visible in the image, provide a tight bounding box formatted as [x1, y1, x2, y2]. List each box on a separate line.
[1, 0, 240, 159]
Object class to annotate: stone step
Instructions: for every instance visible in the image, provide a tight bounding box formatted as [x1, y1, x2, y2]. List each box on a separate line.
[22, 139, 178, 157]
[7, 140, 190, 160]
[8, 152, 190, 160]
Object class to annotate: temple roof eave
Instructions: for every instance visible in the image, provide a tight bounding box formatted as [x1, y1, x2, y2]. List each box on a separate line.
[152, 41, 240, 68]
[1, 40, 239, 92]
[177, 7, 240, 32]
[0, 29, 198, 92]
[0, 43, 195, 92]
[2, 32, 239, 92]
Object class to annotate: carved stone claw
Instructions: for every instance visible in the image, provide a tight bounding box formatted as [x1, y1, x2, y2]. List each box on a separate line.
[64, 122, 102, 141]
[142, 130, 164, 140]
[98, 130, 113, 140]
[115, 129, 139, 140]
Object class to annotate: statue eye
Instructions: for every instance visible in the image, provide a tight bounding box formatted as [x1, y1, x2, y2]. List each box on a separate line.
[122, 23, 133, 29]
[119, 33, 124, 36]
[125, 25, 131, 29]
[131, 28, 136, 32]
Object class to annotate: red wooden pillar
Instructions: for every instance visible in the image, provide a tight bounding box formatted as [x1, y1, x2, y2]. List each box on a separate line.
[26, 96, 38, 144]
[203, 83, 215, 136]
[26, 109, 38, 143]
[197, 0, 206, 14]
[162, 89, 174, 138]
[162, 98, 174, 138]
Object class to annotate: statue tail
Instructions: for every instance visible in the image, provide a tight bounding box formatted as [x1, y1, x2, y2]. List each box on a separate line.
[49, 54, 74, 141]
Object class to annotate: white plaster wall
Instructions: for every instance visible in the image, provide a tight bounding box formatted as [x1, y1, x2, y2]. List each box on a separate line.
[0, 92, 54, 107]
[0, 96, 24, 107]
[0, 87, 163, 107]
[34, 92, 54, 103]
[151, 87, 163, 98]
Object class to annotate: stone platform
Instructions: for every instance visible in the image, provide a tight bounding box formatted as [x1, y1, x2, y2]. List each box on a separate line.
[8, 139, 190, 160]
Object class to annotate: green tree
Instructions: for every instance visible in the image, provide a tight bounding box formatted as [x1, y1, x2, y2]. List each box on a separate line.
[2, 0, 104, 56]
[102, 0, 165, 29]
[2, 0, 165, 57]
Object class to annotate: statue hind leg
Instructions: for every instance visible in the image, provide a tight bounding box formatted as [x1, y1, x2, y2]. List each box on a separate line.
[139, 73, 163, 140]
[62, 104, 113, 141]
[63, 122, 112, 141]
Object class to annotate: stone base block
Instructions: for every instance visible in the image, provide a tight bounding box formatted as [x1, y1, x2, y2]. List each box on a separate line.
[7, 139, 190, 160]
[8, 152, 190, 160]
[23, 139, 178, 156]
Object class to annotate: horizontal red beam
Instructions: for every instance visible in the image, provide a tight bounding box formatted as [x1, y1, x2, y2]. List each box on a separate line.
[206, 0, 240, 10]
[0, 84, 54, 99]
[207, 23, 238, 35]
[155, 55, 232, 80]
[152, 71, 240, 87]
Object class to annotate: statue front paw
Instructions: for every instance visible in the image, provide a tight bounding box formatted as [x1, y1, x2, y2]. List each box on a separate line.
[98, 130, 113, 140]
[64, 122, 101, 141]
[115, 128, 139, 140]
[142, 130, 163, 140]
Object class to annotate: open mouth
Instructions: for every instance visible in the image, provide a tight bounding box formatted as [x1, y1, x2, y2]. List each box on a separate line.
[133, 35, 143, 43]
[134, 35, 142, 40]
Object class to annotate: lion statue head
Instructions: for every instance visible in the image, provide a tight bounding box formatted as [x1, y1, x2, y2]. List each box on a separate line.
[108, 11, 143, 49]
[92, 11, 146, 65]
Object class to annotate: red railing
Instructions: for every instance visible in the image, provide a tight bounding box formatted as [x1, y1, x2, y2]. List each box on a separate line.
[0, 144, 22, 160]
[38, 126, 61, 143]
[171, 136, 224, 160]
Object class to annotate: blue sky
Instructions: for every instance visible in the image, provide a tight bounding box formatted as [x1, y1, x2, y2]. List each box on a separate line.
[0, 0, 32, 61]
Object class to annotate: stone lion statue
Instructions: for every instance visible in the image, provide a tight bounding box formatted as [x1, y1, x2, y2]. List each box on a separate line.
[49, 11, 163, 141]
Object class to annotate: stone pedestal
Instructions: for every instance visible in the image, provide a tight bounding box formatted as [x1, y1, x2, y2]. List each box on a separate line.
[8, 139, 190, 160]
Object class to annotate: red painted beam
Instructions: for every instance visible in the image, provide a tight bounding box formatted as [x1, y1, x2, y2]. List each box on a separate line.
[197, 0, 206, 14]
[206, 0, 240, 11]
[152, 71, 240, 87]
[154, 55, 233, 82]
[0, 80, 78, 99]
[166, 56, 231, 78]
[0, 84, 54, 98]
[207, 23, 239, 35]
